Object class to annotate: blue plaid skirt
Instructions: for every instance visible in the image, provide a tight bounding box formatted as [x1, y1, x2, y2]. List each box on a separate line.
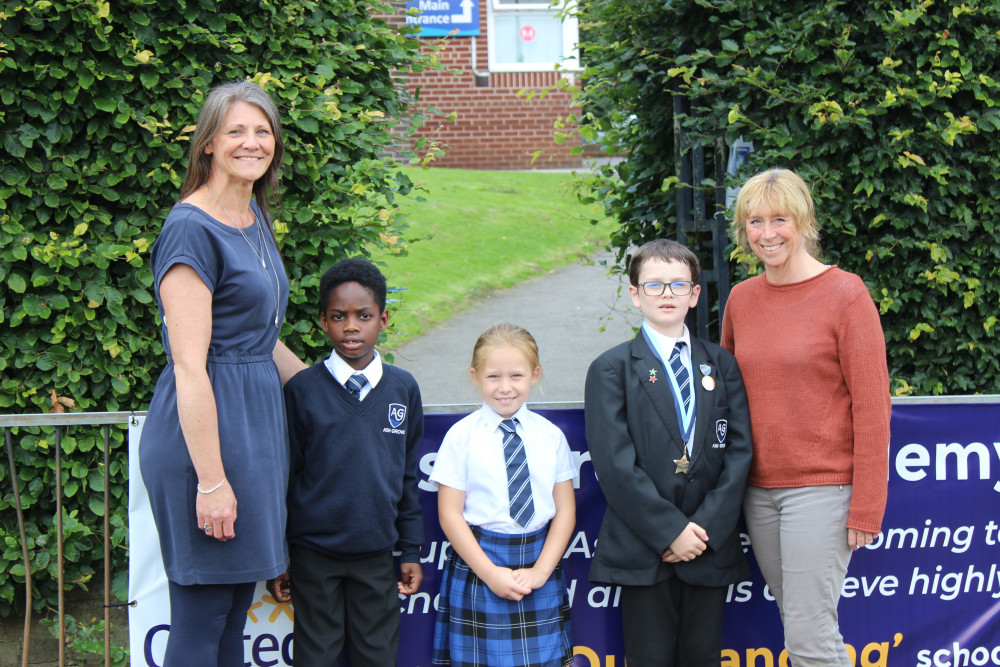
[432, 525, 573, 666]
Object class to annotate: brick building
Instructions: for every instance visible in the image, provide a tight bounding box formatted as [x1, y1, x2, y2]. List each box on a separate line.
[399, 0, 584, 170]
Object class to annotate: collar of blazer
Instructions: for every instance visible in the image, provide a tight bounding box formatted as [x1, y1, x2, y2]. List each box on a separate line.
[630, 334, 715, 469]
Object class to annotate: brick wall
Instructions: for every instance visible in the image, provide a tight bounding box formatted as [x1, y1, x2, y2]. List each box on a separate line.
[399, 6, 583, 170]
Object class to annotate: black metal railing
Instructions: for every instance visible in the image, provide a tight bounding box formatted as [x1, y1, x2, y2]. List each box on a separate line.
[673, 94, 732, 342]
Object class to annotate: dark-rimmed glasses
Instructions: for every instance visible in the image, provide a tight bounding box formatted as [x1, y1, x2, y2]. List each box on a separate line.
[637, 281, 696, 296]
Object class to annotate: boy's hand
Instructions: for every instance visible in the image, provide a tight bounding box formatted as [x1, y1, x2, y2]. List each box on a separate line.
[664, 522, 709, 562]
[266, 570, 291, 603]
[511, 566, 550, 591]
[485, 566, 532, 601]
[398, 562, 424, 596]
[662, 548, 680, 563]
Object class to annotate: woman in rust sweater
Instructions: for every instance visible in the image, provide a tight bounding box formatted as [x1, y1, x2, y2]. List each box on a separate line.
[721, 169, 891, 667]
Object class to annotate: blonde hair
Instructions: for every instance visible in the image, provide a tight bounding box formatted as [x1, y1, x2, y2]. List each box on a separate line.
[471, 323, 540, 374]
[732, 169, 821, 258]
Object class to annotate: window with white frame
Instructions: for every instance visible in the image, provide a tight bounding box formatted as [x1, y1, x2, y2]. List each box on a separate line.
[487, 0, 579, 72]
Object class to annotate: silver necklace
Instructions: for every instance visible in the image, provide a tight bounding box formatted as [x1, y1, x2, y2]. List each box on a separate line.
[207, 184, 266, 267]
[206, 184, 281, 328]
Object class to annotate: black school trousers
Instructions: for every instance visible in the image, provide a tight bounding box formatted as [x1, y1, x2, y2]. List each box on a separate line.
[289, 544, 400, 667]
[620, 576, 727, 667]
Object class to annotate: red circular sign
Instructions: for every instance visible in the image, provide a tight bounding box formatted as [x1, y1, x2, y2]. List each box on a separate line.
[519, 25, 536, 42]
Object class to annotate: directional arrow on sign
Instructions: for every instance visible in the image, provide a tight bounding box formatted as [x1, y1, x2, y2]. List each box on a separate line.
[451, 0, 473, 23]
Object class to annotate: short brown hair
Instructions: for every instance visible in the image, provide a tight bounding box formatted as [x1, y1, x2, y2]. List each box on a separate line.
[732, 169, 821, 258]
[628, 239, 701, 286]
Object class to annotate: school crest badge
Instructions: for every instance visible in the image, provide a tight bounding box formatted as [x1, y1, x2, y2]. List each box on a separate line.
[716, 419, 728, 443]
[388, 403, 407, 428]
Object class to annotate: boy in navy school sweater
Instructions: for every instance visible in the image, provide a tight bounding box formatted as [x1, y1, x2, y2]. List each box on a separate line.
[268, 258, 424, 667]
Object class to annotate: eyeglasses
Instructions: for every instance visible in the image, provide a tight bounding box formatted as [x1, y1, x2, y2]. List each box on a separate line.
[637, 281, 696, 296]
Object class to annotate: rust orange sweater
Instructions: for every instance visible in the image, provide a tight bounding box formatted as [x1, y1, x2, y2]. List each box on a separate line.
[721, 267, 891, 533]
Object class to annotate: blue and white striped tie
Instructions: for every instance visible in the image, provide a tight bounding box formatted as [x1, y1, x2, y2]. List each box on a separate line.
[499, 418, 534, 528]
[346, 373, 367, 400]
[669, 342, 691, 414]
[669, 341, 694, 443]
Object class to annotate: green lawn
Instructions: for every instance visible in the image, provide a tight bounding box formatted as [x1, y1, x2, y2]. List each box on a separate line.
[374, 167, 614, 348]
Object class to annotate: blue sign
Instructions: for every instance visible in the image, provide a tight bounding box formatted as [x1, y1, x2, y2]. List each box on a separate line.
[400, 400, 1000, 666]
[128, 398, 1000, 665]
[405, 0, 480, 37]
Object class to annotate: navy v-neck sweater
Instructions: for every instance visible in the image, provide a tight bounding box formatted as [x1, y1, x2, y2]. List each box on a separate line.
[283, 363, 425, 561]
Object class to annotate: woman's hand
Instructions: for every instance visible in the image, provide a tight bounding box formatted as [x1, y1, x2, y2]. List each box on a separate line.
[848, 528, 877, 551]
[197, 479, 237, 541]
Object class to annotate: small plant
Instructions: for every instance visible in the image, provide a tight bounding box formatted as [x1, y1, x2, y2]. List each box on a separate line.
[41, 614, 129, 667]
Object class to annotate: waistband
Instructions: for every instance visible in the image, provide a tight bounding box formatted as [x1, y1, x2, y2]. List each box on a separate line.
[167, 353, 274, 365]
[467, 524, 549, 569]
[471, 524, 549, 547]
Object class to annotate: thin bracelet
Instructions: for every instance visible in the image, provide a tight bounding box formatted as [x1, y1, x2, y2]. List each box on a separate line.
[197, 479, 226, 494]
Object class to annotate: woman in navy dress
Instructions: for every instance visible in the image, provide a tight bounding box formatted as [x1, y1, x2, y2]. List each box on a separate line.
[140, 81, 307, 666]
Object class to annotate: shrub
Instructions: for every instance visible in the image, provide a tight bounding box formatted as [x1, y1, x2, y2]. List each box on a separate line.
[567, 0, 1000, 395]
[0, 0, 439, 614]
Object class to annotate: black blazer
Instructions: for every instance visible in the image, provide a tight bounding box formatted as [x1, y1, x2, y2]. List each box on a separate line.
[585, 333, 752, 587]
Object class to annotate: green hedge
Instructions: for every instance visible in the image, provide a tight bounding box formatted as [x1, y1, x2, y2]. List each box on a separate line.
[568, 0, 1000, 396]
[0, 0, 439, 614]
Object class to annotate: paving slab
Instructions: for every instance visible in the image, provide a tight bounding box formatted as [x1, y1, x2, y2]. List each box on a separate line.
[387, 253, 641, 406]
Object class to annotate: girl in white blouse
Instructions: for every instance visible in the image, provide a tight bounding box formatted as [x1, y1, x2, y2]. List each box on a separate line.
[430, 323, 577, 667]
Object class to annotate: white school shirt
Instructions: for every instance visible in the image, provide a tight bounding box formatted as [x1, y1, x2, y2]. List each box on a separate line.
[644, 322, 697, 455]
[323, 349, 383, 401]
[429, 403, 578, 534]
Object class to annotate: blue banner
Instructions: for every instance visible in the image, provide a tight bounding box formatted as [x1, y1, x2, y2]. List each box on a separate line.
[401, 400, 1000, 667]
[405, 0, 480, 37]
[128, 398, 1000, 666]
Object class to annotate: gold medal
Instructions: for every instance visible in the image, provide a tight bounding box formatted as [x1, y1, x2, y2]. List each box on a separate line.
[702, 375, 716, 391]
[673, 452, 690, 474]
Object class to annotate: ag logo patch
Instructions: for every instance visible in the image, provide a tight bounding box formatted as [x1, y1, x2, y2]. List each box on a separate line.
[388, 403, 407, 428]
[716, 419, 728, 443]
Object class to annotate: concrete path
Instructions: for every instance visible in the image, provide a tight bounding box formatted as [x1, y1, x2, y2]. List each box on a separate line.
[387, 253, 641, 406]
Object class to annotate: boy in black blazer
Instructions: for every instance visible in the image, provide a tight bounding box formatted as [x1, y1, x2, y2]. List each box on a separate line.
[584, 239, 752, 667]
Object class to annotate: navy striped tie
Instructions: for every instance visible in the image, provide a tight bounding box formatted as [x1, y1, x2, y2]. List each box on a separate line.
[346, 373, 367, 400]
[499, 418, 534, 528]
[669, 342, 692, 418]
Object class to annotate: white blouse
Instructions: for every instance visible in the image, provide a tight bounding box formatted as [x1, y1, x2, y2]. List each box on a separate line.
[429, 403, 577, 533]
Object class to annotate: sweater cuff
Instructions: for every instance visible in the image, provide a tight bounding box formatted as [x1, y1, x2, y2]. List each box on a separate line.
[398, 546, 421, 563]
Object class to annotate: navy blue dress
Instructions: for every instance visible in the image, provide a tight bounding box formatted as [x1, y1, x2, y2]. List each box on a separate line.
[140, 201, 289, 585]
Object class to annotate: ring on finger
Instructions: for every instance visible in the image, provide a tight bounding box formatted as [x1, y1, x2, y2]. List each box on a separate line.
[204, 522, 212, 533]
